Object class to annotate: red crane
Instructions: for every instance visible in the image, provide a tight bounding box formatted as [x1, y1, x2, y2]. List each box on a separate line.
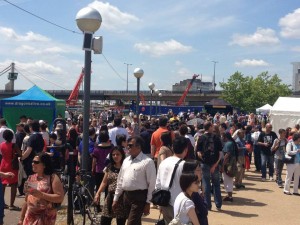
[66, 68, 85, 107]
[176, 74, 200, 106]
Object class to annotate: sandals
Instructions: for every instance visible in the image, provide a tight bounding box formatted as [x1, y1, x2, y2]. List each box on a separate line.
[9, 205, 21, 211]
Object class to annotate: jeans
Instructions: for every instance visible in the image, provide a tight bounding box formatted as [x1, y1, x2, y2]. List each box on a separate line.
[261, 153, 274, 178]
[201, 163, 222, 209]
[275, 158, 284, 185]
[253, 145, 261, 171]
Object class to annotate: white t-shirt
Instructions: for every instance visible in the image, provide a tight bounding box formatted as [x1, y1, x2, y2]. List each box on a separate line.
[173, 192, 195, 224]
[155, 156, 184, 206]
[108, 127, 129, 146]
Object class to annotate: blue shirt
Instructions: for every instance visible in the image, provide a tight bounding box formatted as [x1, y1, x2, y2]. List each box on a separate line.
[79, 137, 95, 154]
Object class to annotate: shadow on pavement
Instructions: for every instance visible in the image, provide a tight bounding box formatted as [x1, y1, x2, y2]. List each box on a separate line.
[237, 186, 274, 193]
[223, 196, 267, 207]
[214, 209, 259, 218]
[142, 217, 160, 223]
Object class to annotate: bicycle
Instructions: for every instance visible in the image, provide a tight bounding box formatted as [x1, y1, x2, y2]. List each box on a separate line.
[71, 170, 101, 225]
[54, 167, 69, 195]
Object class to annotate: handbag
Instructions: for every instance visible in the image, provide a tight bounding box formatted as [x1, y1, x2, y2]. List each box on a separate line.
[283, 144, 296, 164]
[11, 144, 19, 170]
[168, 199, 192, 225]
[224, 156, 237, 177]
[283, 154, 295, 164]
[155, 212, 165, 225]
[151, 159, 183, 206]
[245, 143, 253, 153]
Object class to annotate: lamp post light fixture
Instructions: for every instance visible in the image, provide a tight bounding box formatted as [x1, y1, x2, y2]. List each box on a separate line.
[148, 82, 155, 118]
[124, 63, 132, 92]
[212, 61, 218, 92]
[134, 68, 144, 134]
[76, 7, 101, 172]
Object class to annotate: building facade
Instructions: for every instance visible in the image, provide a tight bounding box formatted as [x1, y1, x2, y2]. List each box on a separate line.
[292, 62, 300, 92]
[172, 78, 213, 93]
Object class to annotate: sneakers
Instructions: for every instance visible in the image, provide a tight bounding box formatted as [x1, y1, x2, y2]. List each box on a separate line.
[235, 184, 245, 189]
[269, 177, 274, 181]
[8, 205, 21, 211]
[278, 184, 284, 188]
[284, 191, 292, 195]
[261, 178, 266, 182]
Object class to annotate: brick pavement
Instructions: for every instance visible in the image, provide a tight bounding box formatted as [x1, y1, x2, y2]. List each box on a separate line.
[3, 165, 300, 225]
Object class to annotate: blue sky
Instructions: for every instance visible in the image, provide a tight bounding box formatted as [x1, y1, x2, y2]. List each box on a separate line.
[0, 0, 300, 92]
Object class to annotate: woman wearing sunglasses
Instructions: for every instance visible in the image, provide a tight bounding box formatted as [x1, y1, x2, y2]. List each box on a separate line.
[18, 152, 64, 225]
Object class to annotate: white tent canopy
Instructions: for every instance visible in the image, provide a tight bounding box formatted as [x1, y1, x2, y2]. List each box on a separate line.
[256, 103, 272, 114]
[269, 97, 300, 134]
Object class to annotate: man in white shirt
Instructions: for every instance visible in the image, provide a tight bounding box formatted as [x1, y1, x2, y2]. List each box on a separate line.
[109, 117, 129, 146]
[155, 136, 188, 223]
[0, 118, 16, 144]
[113, 136, 156, 225]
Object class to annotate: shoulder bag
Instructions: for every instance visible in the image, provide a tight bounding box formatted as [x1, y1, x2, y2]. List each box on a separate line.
[151, 159, 183, 206]
[224, 156, 238, 177]
[168, 198, 192, 225]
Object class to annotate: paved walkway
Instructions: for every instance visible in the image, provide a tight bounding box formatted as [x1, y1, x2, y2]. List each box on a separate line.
[3, 165, 300, 225]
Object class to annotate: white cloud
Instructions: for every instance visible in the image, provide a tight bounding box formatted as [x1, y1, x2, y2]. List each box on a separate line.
[291, 46, 300, 52]
[230, 27, 280, 46]
[175, 60, 182, 66]
[279, 8, 300, 39]
[177, 67, 191, 77]
[89, 1, 140, 32]
[16, 61, 64, 75]
[235, 59, 269, 67]
[134, 39, 193, 57]
[0, 27, 50, 42]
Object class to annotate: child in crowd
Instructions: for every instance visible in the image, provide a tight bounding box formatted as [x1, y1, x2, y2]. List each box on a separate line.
[46, 133, 61, 170]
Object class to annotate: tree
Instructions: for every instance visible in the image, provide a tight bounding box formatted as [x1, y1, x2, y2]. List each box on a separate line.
[219, 71, 292, 112]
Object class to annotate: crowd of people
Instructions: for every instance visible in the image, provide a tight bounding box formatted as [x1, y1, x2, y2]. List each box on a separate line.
[0, 109, 299, 225]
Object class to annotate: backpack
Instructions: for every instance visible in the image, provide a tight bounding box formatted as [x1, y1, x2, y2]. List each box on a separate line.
[197, 134, 219, 165]
[224, 155, 238, 177]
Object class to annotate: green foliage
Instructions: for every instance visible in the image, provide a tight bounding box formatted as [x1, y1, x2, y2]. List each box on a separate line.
[219, 71, 292, 112]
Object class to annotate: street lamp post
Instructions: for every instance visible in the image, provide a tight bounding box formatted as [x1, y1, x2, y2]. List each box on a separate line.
[154, 89, 160, 115]
[76, 7, 102, 171]
[134, 68, 144, 134]
[148, 82, 155, 118]
[124, 63, 132, 92]
[158, 92, 162, 114]
[212, 61, 218, 92]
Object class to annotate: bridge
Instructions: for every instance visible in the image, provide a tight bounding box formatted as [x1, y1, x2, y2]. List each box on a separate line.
[0, 89, 222, 105]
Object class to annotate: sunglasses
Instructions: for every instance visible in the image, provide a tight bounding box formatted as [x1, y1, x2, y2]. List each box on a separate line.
[32, 160, 41, 165]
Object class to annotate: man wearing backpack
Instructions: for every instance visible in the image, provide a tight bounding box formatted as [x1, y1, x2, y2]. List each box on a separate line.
[257, 123, 278, 182]
[196, 121, 223, 211]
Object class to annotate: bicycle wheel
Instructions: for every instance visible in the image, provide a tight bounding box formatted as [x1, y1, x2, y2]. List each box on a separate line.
[86, 203, 101, 225]
[71, 185, 86, 225]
